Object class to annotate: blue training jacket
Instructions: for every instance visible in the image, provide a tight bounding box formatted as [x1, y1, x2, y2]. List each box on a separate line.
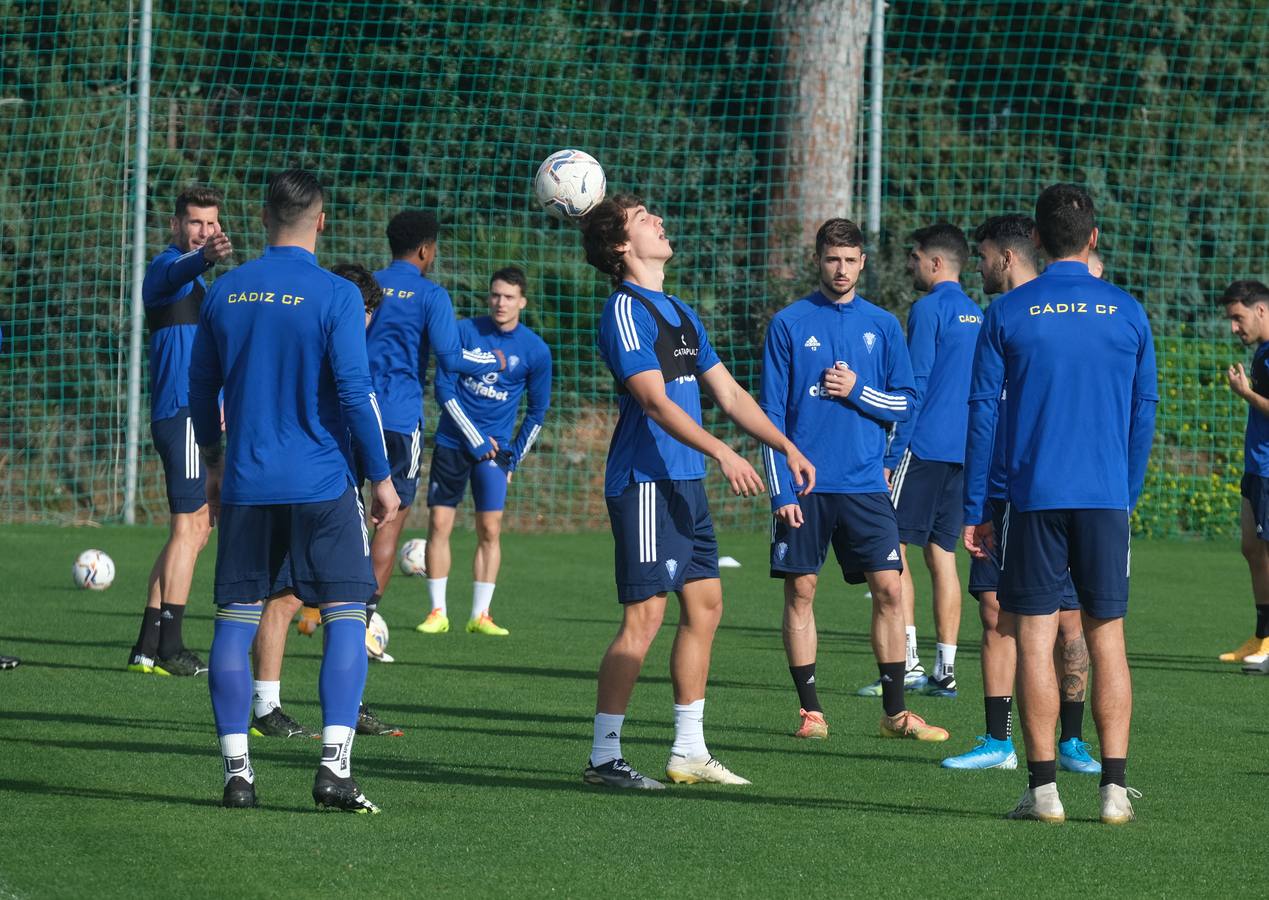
[963, 261, 1158, 523]
[760, 290, 916, 508]
[189, 245, 389, 504]
[144, 243, 214, 421]
[366, 260, 500, 434]
[884, 280, 983, 468]
[434, 316, 552, 469]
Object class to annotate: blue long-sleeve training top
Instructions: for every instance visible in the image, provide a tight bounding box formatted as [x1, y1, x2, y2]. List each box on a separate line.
[963, 260, 1158, 524]
[596, 283, 722, 497]
[760, 290, 916, 509]
[144, 243, 214, 421]
[1244, 342, 1269, 476]
[366, 260, 500, 434]
[884, 280, 983, 468]
[434, 316, 553, 468]
[189, 245, 389, 504]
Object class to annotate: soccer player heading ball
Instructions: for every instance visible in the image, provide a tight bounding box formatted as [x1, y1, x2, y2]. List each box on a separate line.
[580, 193, 815, 790]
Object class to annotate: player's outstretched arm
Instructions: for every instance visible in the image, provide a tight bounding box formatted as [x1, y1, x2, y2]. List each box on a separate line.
[425, 287, 504, 376]
[623, 369, 765, 497]
[142, 234, 233, 302]
[699, 362, 815, 496]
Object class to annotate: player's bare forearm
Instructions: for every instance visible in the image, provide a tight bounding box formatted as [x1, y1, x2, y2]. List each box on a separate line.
[626, 370, 729, 460]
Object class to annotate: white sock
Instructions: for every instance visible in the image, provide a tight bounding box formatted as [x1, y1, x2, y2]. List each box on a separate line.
[427, 577, 448, 616]
[935, 642, 957, 681]
[670, 699, 708, 759]
[252, 680, 280, 719]
[471, 581, 496, 620]
[320, 725, 355, 778]
[220, 732, 253, 786]
[905, 626, 920, 669]
[591, 713, 624, 766]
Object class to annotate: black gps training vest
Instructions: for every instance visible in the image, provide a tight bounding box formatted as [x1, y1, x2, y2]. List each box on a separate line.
[615, 287, 700, 393]
[145, 280, 205, 331]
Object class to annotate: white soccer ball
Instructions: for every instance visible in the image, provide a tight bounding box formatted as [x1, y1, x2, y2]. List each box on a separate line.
[397, 538, 427, 576]
[534, 149, 606, 221]
[72, 549, 115, 590]
[366, 611, 390, 659]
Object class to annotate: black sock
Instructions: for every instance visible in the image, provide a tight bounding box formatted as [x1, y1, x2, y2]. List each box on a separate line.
[366, 595, 381, 625]
[1257, 605, 1269, 639]
[1027, 758, 1057, 789]
[1100, 756, 1127, 788]
[985, 696, 1012, 742]
[789, 663, 821, 712]
[157, 603, 186, 659]
[878, 661, 905, 717]
[1058, 700, 1084, 743]
[133, 607, 162, 658]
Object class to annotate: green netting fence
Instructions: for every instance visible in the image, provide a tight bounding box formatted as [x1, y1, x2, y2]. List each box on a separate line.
[2, 1, 1265, 536]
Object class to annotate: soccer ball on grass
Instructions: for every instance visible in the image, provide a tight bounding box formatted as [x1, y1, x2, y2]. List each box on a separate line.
[72, 550, 115, 590]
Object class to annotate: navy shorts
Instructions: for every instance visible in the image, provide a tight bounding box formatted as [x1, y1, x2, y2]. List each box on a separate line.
[150, 409, 206, 514]
[382, 427, 423, 508]
[770, 492, 903, 585]
[606, 479, 719, 603]
[1241, 473, 1269, 541]
[968, 499, 1078, 610]
[889, 450, 963, 552]
[998, 506, 1130, 619]
[213, 486, 376, 606]
[427, 444, 509, 513]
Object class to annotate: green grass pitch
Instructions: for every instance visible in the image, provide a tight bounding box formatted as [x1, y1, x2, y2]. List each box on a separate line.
[0, 524, 1260, 897]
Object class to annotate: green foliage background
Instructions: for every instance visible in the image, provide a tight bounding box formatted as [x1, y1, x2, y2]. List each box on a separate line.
[2, 1, 1265, 536]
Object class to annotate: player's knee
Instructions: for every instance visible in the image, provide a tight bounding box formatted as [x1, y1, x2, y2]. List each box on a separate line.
[1241, 535, 1265, 564]
[870, 578, 903, 610]
[979, 601, 999, 632]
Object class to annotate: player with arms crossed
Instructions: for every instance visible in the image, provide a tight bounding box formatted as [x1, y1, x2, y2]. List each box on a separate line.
[763, 217, 948, 743]
[943, 215, 1097, 773]
[870, 223, 980, 700]
[1220, 280, 1269, 671]
[422, 267, 552, 636]
[581, 194, 815, 789]
[128, 186, 233, 677]
[963, 184, 1156, 824]
[190, 169, 399, 811]
[367, 210, 503, 631]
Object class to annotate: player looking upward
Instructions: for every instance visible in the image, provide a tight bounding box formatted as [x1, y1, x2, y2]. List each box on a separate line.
[763, 217, 948, 743]
[1220, 280, 1269, 671]
[189, 169, 399, 811]
[870, 223, 980, 701]
[128, 185, 233, 677]
[420, 267, 552, 637]
[963, 184, 1157, 825]
[581, 194, 815, 789]
[364, 210, 503, 633]
[943, 215, 1097, 774]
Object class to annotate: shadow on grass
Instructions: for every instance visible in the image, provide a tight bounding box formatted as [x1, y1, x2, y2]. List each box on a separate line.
[0, 778, 227, 809]
[0, 709, 201, 731]
[360, 760, 1002, 818]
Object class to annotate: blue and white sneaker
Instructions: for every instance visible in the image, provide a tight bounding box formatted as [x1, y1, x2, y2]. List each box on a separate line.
[923, 674, 958, 698]
[941, 735, 1017, 769]
[1058, 737, 1102, 774]
[857, 664, 927, 696]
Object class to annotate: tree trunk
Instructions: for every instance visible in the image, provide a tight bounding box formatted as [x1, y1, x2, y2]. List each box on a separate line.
[774, 0, 872, 250]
